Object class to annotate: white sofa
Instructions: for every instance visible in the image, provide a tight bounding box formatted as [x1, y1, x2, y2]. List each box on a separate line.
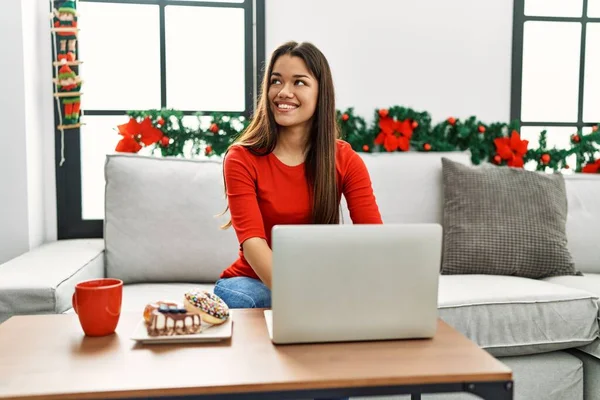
[1, 150, 599, 400]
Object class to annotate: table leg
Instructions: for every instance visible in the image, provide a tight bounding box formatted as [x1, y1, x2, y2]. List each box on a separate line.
[465, 381, 513, 400]
[411, 394, 422, 400]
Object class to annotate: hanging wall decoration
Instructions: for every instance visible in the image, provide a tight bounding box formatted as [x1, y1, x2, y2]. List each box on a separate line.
[114, 108, 600, 173]
[50, 0, 83, 165]
[56, 63, 82, 126]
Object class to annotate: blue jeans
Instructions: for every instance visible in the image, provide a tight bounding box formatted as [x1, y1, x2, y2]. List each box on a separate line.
[214, 276, 272, 308]
[214, 277, 347, 400]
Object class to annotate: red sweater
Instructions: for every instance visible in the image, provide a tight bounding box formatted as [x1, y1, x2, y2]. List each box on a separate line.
[220, 139, 382, 280]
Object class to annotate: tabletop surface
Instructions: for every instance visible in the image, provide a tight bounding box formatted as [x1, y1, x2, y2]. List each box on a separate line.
[0, 309, 511, 400]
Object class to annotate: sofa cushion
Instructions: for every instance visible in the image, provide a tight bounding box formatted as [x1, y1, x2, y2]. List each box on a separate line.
[576, 340, 600, 362]
[418, 352, 584, 400]
[544, 274, 600, 306]
[564, 174, 600, 274]
[495, 352, 583, 400]
[544, 274, 600, 361]
[63, 282, 216, 315]
[341, 151, 472, 224]
[438, 275, 598, 357]
[0, 239, 105, 323]
[120, 283, 215, 313]
[570, 350, 600, 400]
[441, 158, 578, 279]
[104, 154, 239, 284]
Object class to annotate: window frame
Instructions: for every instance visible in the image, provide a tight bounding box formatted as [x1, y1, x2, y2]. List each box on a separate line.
[510, 0, 600, 128]
[54, 0, 265, 239]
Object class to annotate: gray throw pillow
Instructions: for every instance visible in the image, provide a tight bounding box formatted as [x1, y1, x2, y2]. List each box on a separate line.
[441, 157, 579, 279]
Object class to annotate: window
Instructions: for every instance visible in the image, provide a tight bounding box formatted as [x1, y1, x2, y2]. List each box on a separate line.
[54, 0, 265, 239]
[511, 0, 600, 169]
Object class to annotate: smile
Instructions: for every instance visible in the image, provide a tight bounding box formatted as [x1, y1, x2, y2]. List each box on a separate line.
[275, 102, 299, 112]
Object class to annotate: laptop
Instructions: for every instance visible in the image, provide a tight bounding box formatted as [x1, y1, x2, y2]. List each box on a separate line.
[264, 223, 442, 344]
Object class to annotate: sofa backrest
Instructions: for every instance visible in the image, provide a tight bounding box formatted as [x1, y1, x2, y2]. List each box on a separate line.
[563, 174, 600, 273]
[104, 151, 472, 284]
[341, 151, 472, 225]
[104, 151, 599, 283]
[104, 154, 239, 284]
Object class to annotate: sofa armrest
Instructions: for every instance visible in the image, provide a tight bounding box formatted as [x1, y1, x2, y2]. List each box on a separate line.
[0, 239, 105, 323]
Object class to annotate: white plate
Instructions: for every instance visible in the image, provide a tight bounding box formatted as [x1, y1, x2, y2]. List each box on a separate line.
[130, 316, 233, 344]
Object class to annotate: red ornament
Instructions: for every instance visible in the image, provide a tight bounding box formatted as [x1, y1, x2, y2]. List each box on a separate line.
[342, 113, 350, 121]
[423, 143, 431, 151]
[157, 117, 165, 126]
[447, 117, 456, 126]
[564, 164, 570, 169]
[160, 136, 170, 147]
[541, 154, 551, 164]
[478, 125, 486, 133]
[362, 144, 369, 152]
[493, 155, 502, 164]
[378, 109, 389, 118]
[411, 121, 419, 129]
[205, 145, 213, 155]
[593, 125, 598, 132]
[572, 134, 581, 143]
[209, 123, 219, 134]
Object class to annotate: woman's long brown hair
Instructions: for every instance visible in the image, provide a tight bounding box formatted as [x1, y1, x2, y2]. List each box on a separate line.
[221, 41, 339, 228]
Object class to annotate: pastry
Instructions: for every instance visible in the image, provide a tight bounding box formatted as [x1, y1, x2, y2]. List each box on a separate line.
[146, 306, 202, 337]
[184, 289, 230, 325]
[143, 300, 179, 325]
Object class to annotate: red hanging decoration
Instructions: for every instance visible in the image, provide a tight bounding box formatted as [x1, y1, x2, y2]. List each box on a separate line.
[541, 154, 551, 165]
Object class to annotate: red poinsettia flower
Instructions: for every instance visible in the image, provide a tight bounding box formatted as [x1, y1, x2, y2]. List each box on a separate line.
[493, 130, 528, 168]
[116, 118, 140, 138]
[582, 159, 600, 173]
[116, 117, 164, 153]
[374, 116, 414, 152]
[115, 135, 142, 153]
[137, 117, 163, 145]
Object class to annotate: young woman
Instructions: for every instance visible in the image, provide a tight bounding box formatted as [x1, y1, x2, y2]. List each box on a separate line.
[214, 41, 382, 309]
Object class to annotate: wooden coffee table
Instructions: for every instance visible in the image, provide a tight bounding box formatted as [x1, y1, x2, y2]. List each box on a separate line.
[0, 309, 512, 400]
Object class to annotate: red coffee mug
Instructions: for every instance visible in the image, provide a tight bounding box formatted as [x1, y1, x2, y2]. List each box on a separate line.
[72, 278, 123, 336]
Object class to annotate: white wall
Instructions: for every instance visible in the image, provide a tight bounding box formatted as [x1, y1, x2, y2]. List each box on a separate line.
[0, 0, 30, 264]
[266, 0, 514, 123]
[0, 0, 56, 265]
[0, 0, 513, 264]
[22, 0, 56, 249]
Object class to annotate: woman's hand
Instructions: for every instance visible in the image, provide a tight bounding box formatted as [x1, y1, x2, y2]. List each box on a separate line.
[242, 237, 273, 289]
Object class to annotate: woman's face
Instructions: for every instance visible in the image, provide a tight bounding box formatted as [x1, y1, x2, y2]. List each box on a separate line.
[268, 54, 318, 129]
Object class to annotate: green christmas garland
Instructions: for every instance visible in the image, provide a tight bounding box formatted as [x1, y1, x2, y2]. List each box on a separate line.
[115, 107, 600, 173]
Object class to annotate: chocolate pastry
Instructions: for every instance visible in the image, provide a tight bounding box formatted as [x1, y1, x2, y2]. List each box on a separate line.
[146, 307, 202, 336]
